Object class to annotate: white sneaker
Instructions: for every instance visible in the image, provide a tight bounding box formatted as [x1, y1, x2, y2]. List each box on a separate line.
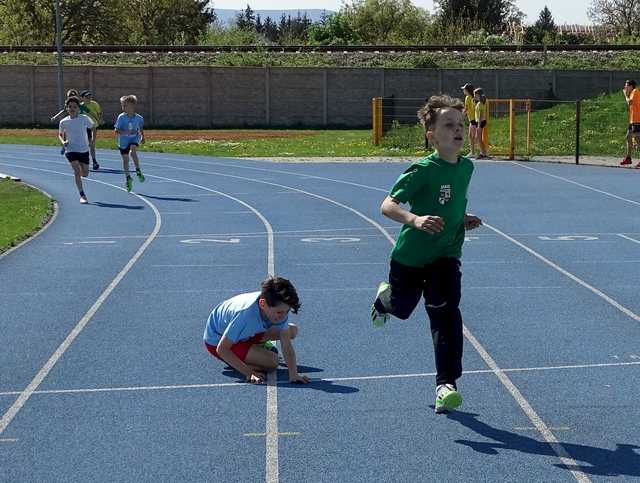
[79, 196, 88, 204]
[435, 384, 462, 413]
[371, 281, 391, 328]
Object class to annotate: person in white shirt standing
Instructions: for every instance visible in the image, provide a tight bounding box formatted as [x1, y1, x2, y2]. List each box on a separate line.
[58, 96, 95, 204]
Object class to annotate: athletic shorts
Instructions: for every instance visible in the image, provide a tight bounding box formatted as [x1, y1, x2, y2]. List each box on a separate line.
[86, 128, 93, 141]
[204, 332, 265, 362]
[479, 120, 487, 129]
[65, 151, 90, 164]
[628, 123, 640, 133]
[119, 142, 139, 155]
[469, 120, 478, 127]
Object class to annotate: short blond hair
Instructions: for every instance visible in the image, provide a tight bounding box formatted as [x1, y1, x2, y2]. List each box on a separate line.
[120, 94, 138, 105]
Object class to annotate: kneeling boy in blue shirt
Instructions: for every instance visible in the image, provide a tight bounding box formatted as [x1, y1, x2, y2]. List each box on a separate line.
[204, 276, 309, 384]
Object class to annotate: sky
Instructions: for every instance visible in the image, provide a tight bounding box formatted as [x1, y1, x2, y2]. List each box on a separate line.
[210, 0, 591, 25]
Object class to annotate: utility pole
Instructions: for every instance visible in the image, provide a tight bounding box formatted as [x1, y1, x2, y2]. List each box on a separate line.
[54, 0, 64, 109]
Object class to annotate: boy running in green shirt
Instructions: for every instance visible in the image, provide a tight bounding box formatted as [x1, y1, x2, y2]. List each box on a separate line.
[80, 90, 103, 170]
[370, 94, 482, 414]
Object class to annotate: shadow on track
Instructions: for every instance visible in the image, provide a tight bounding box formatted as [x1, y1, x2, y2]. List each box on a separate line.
[92, 201, 145, 210]
[447, 410, 640, 478]
[137, 193, 198, 203]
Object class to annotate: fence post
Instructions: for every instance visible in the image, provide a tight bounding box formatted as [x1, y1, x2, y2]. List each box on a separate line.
[526, 100, 531, 158]
[509, 98, 515, 160]
[372, 97, 381, 145]
[575, 100, 581, 165]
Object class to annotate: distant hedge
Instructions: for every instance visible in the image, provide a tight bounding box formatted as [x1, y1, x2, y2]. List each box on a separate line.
[2, 50, 640, 70]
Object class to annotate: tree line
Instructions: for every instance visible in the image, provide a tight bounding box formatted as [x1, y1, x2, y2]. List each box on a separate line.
[0, 0, 637, 46]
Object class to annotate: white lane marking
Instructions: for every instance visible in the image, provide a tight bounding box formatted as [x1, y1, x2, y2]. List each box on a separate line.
[538, 235, 599, 241]
[296, 262, 385, 266]
[74, 226, 399, 240]
[515, 427, 571, 431]
[0, 182, 58, 261]
[0, 382, 243, 396]
[137, 171, 280, 483]
[62, 241, 116, 245]
[512, 162, 640, 207]
[618, 233, 640, 245]
[4, 155, 283, 482]
[464, 328, 588, 482]
[0, 438, 18, 442]
[484, 223, 640, 324]
[151, 264, 246, 268]
[0, 163, 162, 437]
[138, 159, 590, 482]
[180, 238, 240, 244]
[300, 237, 360, 243]
[1, 360, 638, 397]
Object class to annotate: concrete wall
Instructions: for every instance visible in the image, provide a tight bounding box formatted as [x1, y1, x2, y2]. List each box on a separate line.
[0, 65, 637, 128]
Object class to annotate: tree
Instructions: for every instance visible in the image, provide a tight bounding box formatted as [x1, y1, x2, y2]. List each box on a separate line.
[307, 12, 360, 45]
[341, 0, 431, 44]
[0, 0, 128, 45]
[121, 0, 215, 44]
[236, 4, 256, 30]
[434, 0, 523, 34]
[523, 6, 558, 44]
[588, 0, 640, 37]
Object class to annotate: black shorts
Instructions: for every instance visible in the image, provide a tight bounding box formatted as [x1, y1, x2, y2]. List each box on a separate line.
[86, 128, 93, 141]
[628, 123, 640, 133]
[119, 143, 139, 154]
[65, 151, 90, 164]
[479, 120, 487, 129]
[470, 120, 478, 127]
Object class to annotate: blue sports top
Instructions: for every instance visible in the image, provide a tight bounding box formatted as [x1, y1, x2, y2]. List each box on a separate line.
[203, 292, 289, 346]
[114, 112, 144, 148]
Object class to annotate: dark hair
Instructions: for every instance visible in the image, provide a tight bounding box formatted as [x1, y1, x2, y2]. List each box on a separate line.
[65, 96, 80, 107]
[417, 94, 464, 131]
[260, 276, 300, 314]
[626, 79, 636, 88]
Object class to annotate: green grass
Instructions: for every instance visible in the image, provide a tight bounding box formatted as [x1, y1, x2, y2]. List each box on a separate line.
[0, 178, 53, 253]
[0, 129, 426, 157]
[0, 92, 631, 158]
[381, 92, 630, 157]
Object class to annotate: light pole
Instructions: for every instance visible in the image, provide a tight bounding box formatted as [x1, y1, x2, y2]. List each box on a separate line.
[54, 0, 64, 109]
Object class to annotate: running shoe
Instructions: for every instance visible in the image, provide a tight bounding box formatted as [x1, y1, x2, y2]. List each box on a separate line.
[621, 156, 632, 165]
[79, 195, 88, 204]
[635, 161, 640, 169]
[125, 175, 133, 192]
[262, 340, 278, 354]
[136, 170, 145, 182]
[435, 384, 463, 414]
[371, 281, 391, 328]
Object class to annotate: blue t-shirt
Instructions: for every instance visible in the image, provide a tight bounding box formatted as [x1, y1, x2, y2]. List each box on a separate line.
[114, 112, 144, 148]
[203, 292, 289, 346]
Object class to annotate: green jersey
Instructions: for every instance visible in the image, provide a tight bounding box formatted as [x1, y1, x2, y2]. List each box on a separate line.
[389, 153, 474, 267]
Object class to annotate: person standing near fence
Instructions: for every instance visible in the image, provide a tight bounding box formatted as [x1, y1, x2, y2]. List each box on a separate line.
[461, 84, 477, 157]
[621, 79, 640, 168]
[473, 88, 489, 159]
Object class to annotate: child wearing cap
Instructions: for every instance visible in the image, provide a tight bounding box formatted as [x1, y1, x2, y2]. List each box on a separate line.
[80, 90, 103, 170]
[473, 87, 489, 159]
[203, 276, 309, 384]
[461, 83, 477, 157]
[370, 94, 482, 414]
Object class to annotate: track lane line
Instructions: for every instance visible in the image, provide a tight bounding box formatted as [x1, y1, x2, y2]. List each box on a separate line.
[0, 162, 162, 436]
[130, 155, 592, 482]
